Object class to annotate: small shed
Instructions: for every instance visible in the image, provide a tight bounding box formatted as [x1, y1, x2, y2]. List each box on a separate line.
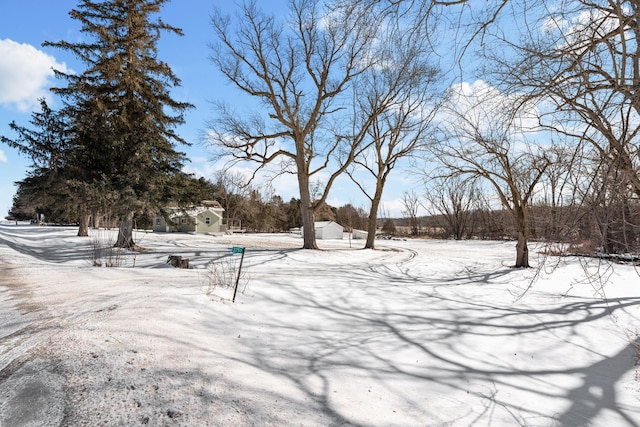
[352, 229, 368, 240]
[314, 221, 344, 240]
[153, 201, 225, 234]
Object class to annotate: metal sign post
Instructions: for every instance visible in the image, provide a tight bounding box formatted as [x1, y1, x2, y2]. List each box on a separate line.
[231, 246, 245, 303]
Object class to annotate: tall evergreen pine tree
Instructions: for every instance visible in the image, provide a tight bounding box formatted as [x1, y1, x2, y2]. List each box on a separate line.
[45, 0, 193, 246]
[1, 99, 79, 224]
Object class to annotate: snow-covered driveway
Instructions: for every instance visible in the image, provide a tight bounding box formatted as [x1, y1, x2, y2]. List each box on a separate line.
[1, 225, 638, 426]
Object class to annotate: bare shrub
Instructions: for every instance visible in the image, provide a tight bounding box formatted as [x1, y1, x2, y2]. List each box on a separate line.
[205, 255, 248, 300]
[90, 230, 124, 267]
[567, 239, 599, 257]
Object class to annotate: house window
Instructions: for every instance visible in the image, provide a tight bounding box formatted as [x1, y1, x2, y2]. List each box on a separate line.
[205, 217, 211, 225]
[155, 218, 160, 225]
[181, 218, 186, 224]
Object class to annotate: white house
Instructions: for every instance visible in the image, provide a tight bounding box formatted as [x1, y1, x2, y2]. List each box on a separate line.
[153, 201, 225, 234]
[313, 221, 344, 240]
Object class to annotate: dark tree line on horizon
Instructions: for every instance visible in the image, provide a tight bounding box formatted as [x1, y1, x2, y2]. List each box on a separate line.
[7, 164, 639, 262]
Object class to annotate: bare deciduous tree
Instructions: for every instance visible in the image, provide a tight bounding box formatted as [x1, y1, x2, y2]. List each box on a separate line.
[431, 83, 552, 267]
[424, 176, 479, 240]
[485, 0, 640, 255]
[343, 18, 441, 249]
[213, 170, 251, 233]
[401, 191, 421, 236]
[208, 0, 380, 249]
[529, 144, 582, 243]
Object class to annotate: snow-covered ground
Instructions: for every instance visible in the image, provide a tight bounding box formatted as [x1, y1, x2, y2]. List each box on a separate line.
[0, 224, 638, 426]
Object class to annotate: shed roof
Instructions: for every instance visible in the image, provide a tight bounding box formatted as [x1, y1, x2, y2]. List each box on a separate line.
[315, 221, 342, 228]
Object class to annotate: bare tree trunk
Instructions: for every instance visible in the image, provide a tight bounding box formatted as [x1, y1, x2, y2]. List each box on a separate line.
[515, 231, 529, 268]
[364, 204, 379, 249]
[514, 206, 530, 268]
[298, 172, 318, 250]
[115, 211, 135, 249]
[91, 209, 101, 229]
[300, 207, 317, 249]
[77, 209, 90, 237]
[365, 186, 385, 249]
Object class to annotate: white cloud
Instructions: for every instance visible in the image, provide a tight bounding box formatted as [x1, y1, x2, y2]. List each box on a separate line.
[0, 39, 71, 112]
[0, 149, 7, 163]
[543, 7, 629, 53]
[189, 156, 209, 164]
[444, 79, 542, 144]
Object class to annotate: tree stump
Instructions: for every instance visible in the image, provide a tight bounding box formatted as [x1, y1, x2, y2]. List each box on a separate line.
[167, 255, 189, 269]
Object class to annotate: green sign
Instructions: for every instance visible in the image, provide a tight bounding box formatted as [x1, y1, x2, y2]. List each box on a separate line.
[231, 246, 245, 254]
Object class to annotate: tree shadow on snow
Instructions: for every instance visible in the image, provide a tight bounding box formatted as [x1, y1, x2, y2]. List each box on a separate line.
[554, 338, 640, 427]
[228, 256, 640, 426]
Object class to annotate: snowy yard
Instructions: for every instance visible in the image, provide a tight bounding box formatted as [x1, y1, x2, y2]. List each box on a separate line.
[0, 224, 639, 426]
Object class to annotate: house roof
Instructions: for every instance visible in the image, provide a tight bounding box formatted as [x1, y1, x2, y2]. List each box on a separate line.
[168, 205, 224, 219]
[201, 200, 223, 209]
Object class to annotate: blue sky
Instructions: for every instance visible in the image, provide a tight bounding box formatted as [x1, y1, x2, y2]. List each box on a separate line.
[0, 0, 429, 220]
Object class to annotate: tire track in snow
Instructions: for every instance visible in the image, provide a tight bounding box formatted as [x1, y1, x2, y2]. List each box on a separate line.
[364, 244, 422, 287]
